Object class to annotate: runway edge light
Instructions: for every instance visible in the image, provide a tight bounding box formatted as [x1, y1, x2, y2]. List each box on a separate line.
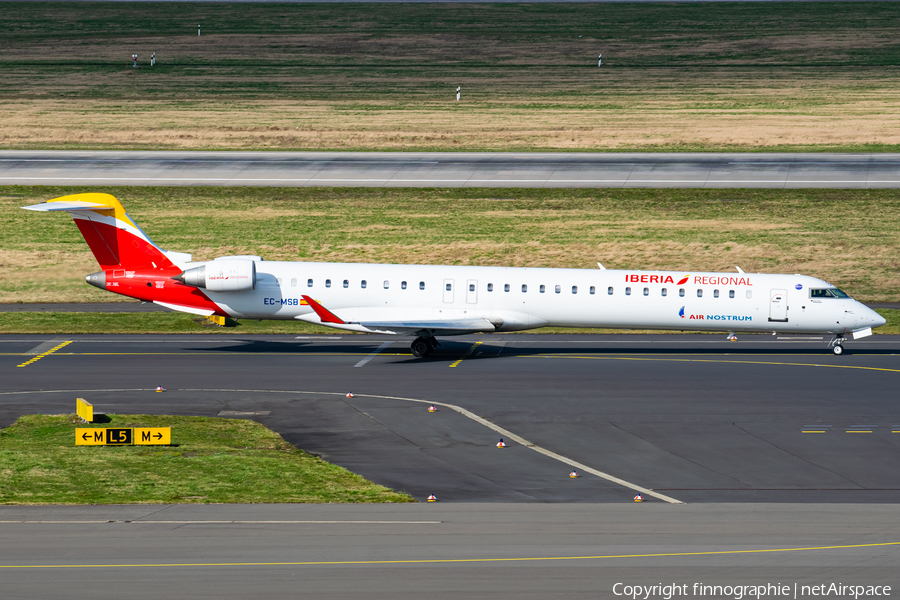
[634, 494, 644, 502]
[428, 405, 437, 412]
[496, 438, 506, 448]
[569, 470, 579, 478]
[155, 386, 165, 393]
[346, 392, 354, 398]
[427, 494, 437, 502]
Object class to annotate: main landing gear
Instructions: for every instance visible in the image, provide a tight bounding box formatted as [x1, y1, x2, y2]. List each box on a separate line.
[830, 336, 847, 355]
[411, 336, 438, 358]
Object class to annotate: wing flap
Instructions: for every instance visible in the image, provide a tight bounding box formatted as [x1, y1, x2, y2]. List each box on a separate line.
[299, 296, 494, 335]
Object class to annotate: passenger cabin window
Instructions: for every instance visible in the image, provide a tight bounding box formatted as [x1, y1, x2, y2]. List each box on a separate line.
[643, 287, 649, 296]
[572, 286, 578, 294]
[488, 283, 494, 292]
[291, 278, 297, 287]
[401, 281, 407, 290]
[608, 286, 614, 295]
[343, 279, 349, 288]
[590, 286, 595, 295]
[307, 278, 313, 287]
[555, 285, 561, 294]
[326, 279, 331, 288]
[419, 281, 425, 290]
[522, 284, 528, 293]
[697, 289, 703, 298]
[679, 288, 685, 297]
[384, 280, 390, 289]
[504, 284, 510, 292]
[361, 280, 367, 289]
[540, 284, 546, 293]
[446, 283, 452, 291]
[625, 287, 631, 296]
[714, 289, 719, 298]
[746, 290, 752, 299]
[469, 284, 475, 292]
[729, 290, 734, 299]
[661, 288, 667, 297]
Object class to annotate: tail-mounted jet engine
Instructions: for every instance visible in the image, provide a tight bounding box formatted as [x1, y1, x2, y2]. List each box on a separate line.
[173, 259, 256, 292]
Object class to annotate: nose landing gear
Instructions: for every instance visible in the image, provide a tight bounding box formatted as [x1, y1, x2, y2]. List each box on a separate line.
[830, 336, 846, 355]
[411, 336, 438, 358]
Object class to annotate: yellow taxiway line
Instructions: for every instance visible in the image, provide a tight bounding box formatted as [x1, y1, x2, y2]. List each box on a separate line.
[1, 540, 897, 569]
[521, 354, 900, 374]
[16, 341, 72, 368]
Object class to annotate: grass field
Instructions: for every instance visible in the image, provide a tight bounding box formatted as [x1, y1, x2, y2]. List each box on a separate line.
[3, 185, 899, 305]
[0, 413, 412, 504]
[2, 2, 900, 151]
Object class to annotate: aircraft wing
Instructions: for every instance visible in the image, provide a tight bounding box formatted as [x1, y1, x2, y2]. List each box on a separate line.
[299, 295, 495, 335]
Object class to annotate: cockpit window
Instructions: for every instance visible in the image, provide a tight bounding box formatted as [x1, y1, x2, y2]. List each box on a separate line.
[810, 288, 851, 299]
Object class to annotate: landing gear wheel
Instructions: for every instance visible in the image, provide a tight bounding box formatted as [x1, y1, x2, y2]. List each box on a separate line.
[411, 338, 432, 358]
[833, 344, 844, 356]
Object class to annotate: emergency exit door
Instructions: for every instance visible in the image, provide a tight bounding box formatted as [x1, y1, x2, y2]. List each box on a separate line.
[769, 289, 788, 322]
[443, 279, 454, 303]
[466, 280, 478, 304]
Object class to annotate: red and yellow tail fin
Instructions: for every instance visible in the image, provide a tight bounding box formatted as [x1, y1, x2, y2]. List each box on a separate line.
[23, 193, 179, 272]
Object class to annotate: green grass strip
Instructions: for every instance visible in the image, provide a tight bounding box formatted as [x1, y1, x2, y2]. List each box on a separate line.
[0, 414, 413, 505]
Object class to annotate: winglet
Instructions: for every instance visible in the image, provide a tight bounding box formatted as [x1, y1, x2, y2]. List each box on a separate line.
[301, 295, 346, 324]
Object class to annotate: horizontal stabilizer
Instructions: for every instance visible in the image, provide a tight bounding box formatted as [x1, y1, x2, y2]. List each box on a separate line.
[22, 201, 113, 212]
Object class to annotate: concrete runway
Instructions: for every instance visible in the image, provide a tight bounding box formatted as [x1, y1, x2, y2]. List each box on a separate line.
[0, 503, 897, 600]
[4, 150, 900, 188]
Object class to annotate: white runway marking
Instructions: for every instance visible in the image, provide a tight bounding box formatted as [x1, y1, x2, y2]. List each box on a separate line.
[354, 341, 393, 367]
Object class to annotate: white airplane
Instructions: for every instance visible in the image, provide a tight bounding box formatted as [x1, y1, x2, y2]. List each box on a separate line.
[25, 193, 886, 357]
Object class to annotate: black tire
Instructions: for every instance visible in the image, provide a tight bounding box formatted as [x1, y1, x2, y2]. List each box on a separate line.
[411, 338, 430, 358]
[833, 344, 844, 355]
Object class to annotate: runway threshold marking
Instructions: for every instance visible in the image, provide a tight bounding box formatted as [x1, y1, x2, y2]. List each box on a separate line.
[522, 354, 900, 375]
[0, 387, 682, 504]
[1, 540, 897, 569]
[354, 341, 393, 367]
[16, 341, 71, 368]
[449, 341, 482, 368]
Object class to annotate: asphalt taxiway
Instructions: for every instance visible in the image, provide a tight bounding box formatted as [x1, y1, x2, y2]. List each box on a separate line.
[3, 333, 899, 504]
[3, 333, 899, 599]
[4, 150, 900, 188]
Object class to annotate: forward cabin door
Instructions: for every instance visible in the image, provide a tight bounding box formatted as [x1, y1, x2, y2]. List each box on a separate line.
[443, 279, 455, 303]
[769, 289, 788, 322]
[466, 280, 478, 304]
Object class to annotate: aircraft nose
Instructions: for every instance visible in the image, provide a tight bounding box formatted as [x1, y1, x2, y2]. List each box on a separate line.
[872, 310, 887, 328]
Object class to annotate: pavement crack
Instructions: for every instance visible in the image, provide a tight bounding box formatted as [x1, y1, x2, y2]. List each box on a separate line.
[733, 423, 864, 489]
[609, 422, 751, 488]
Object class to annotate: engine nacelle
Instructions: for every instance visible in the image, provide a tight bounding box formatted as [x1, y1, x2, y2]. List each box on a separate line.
[175, 259, 256, 292]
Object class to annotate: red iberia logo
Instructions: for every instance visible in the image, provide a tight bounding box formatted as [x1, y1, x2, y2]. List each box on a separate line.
[626, 274, 752, 286]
